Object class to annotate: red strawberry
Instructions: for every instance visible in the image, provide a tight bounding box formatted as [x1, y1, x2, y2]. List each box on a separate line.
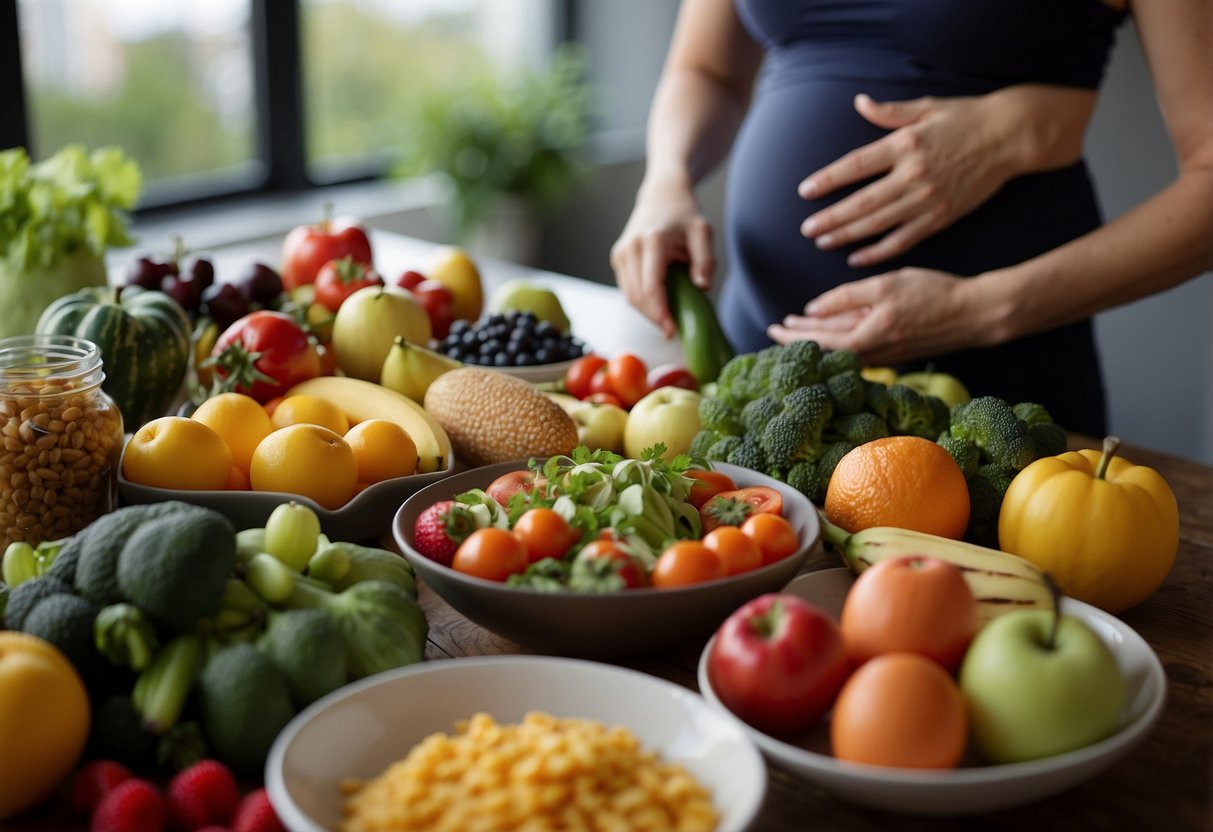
[166, 759, 241, 830]
[71, 760, 133, 816]
[195, 827, 236, 832]
[90, 778, 166, 832]
[412, 500, 475, 567]
[231, 788, 286, 832]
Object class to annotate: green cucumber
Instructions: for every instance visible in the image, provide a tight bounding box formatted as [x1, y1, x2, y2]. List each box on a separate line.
[665, 264, 734, 385]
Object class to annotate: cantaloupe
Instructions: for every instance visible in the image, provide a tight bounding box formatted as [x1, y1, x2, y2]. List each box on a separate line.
[423, 368, 579, 466]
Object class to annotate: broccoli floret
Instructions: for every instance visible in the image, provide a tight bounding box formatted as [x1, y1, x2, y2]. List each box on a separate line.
[726, 434, 769, 474]
[926, 394, 952, 437]
[786, 460, 823, 503]
[887, 383, 940, 439]
[1028, 421, 1067, 458]
[781, 340, 824, 376]
[950, 396, 1037, 470]
[826, 370, 867, 415]
[740, 394, 783, 435]
[817, 439, 855, 488]
[964, 473, 1003, 549]
[977, 462, 1017, 497]
[830, 412, 889, 446]
[937, 433, 980, 477]
[1012, 401, 1054, 427]
[820, 348, 861, 378]
[715, 354, 757, 406]
[707, 435, 742, 462]
[688, 429, 720, 459]
[698, 396, 744, 435]
[770, 360, 819, 397]
[760, 386, 833, 469]
[745, 346, 784, 399]
[864, 379, 891, 420]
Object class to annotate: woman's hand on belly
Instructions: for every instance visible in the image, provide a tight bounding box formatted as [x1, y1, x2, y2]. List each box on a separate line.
[767, 267, 992, 365]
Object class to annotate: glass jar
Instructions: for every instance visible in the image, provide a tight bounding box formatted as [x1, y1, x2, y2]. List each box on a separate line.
[0, 335, 123, 549]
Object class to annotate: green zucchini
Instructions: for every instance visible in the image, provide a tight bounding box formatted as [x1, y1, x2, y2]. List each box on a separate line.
[665, 264, 735, 385]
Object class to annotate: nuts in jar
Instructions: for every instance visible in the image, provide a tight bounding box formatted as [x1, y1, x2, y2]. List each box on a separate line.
[0, 335, 123, 548]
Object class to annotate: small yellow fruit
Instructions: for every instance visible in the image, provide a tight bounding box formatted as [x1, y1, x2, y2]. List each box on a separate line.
[270, 393, 351, 435]
[122, 417, 233, 491]
[250, 424, 358, 510]
[344, 419, 419, 483]
[191, 392, 274, 473]
[427, 245, 484, 323]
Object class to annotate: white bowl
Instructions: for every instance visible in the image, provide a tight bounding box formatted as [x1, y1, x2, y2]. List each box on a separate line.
[267, 655, 766, 832]
[392, 460, 820, 658]
[486, 357, 577, 383]
[696, 568, 1167, 817]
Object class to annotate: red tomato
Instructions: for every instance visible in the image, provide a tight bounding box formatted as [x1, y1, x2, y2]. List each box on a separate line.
[651, 541, 725, 588]
[281, 212, 373, 292]
[313, 256, 383, 312]
[397, 269, 427, 290]
[588, 366, 615, 398]
[702, 526, 762, 576]
[210, 310, 322, 403]
[646, 362, 699, 392]
[452, 528, 529, 582]
[606, 353, 650, 408]
[565, 354, 608, 400]
[407, 279, 456, 340]
[839, 556, 979, 672]
[740, 513, 799, 565]
[683, 469, 738, 510]
[512, 507, 580, 563]
[585, 392, 624, 408]
[707, 593, 852, 737]
[486, 470, 545, 506]
[700, 486, 783, 532]
[575, 538, 647, 589]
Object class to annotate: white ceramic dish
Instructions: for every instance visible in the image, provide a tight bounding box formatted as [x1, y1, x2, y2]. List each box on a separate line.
[696, 568, 1168, 817]
[485, 356, 577, 384]
[392, 460, 820, 658]
[267, 655, 766, 832]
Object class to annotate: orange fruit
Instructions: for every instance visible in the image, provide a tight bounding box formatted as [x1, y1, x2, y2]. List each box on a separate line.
[824, 436, 970, 539]
[344, 419, 419, 484]
[269, 394, 350, 436]
[122, 416, 233, 491]
[191, 392, 274, 473]
[250, 424, 358, 509]
[830, 652, 968, 769]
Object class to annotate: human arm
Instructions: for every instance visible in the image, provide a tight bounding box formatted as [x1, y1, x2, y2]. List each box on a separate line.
[799, 85, 1098, 268]
[771, 0, 1213, 366]
[609, 0, 764, 337]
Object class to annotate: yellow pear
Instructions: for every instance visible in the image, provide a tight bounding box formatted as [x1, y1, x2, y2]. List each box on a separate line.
[427, 246, 484, 323]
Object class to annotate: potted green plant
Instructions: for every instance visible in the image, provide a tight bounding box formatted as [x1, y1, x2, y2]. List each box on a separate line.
[0, 145, 142, 338]
[395, 46, 591, 263]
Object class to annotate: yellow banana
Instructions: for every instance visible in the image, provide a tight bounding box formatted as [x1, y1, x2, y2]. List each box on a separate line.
[379, 336, 463, 404]
[820, 514, 1052, 622]
[286, 376, 454, 473]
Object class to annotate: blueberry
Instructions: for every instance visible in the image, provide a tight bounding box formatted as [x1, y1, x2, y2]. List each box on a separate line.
[516, 352, 535, 366]
[535, 347, 554, 364]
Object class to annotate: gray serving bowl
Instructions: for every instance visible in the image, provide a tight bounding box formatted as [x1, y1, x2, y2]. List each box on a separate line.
[392, 460, 819, 658]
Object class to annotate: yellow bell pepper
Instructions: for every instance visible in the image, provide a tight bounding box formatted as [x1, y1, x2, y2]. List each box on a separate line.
[998, 436, 1179, 614]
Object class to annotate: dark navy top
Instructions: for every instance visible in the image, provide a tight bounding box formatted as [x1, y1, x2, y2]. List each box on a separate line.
[719, 0, 1127, 434]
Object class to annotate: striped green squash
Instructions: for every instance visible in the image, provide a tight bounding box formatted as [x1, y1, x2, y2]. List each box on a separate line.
[36, 285, 192, 429]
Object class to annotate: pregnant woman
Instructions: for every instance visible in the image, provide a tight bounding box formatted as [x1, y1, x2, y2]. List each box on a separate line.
[610, 0, 1213, 435]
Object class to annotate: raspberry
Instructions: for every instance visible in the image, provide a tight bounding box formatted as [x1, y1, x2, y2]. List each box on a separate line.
[231, 788, 286, 832]
[90, 778, 166, 832]
[70, 760, 133, 816]
[166, 758, 241, 830]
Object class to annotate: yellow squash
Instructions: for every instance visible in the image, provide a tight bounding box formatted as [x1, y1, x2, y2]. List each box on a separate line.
[998, 436, 1179, 614]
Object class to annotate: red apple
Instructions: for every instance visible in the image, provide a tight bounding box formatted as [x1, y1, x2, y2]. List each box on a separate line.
[281, 210, 373, 291]
[647, 362, 699, 392]
[410, 279, 456, 340]
[397, 269, 427, 291]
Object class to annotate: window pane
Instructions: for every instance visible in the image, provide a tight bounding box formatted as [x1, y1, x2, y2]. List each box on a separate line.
[17, 0, 257, 204]
[301, 0, 555, 182]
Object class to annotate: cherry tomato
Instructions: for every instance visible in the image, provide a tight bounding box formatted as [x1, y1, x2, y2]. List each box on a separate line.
[741, 512, 799, 565]
[281, 212, 373, 291]
[576, 538, 647, 589]
[512, 507, 580, 563]
[683, 469, 738, 510]
[585, 392, 624, 408]
[452, 528, 529, 582]
[408, 279, 456, 340]
[565, 354, 609, 400]
[588, 366, 616, 398]
[606, 352, 650, 409]
[486, 470, 545, 506]
[313, 256, 383, 312]
[651, 541, 725, 588]
[702, 526, 763, 576]
[210, 310, 322, 403]
[700, 486, 784, 532]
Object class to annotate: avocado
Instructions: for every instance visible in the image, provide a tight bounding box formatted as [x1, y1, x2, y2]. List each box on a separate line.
[198, 643, 296, 774]
[115, 506, 236, 632]
[21, 592, 106, 685]
[3, 575, 72, 631]
[259, 609, 348, 709]
[74, 503, 179, 605]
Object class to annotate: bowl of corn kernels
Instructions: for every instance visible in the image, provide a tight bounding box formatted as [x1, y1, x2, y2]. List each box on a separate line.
[266, 655, 766, 832]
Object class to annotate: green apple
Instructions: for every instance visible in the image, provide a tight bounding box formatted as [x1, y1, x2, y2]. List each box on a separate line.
[488, 278, 571, 332]
[331, 284, 432, 381]
[958, 608, 1126, 764]
[897, 369, 972, 409]
[546, 392, 628, 453]
[623, 387, 702, 461]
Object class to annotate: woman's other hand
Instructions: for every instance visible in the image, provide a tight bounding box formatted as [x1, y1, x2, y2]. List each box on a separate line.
[799, 86, 1095, 268]
[610, 175, 716, 338]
